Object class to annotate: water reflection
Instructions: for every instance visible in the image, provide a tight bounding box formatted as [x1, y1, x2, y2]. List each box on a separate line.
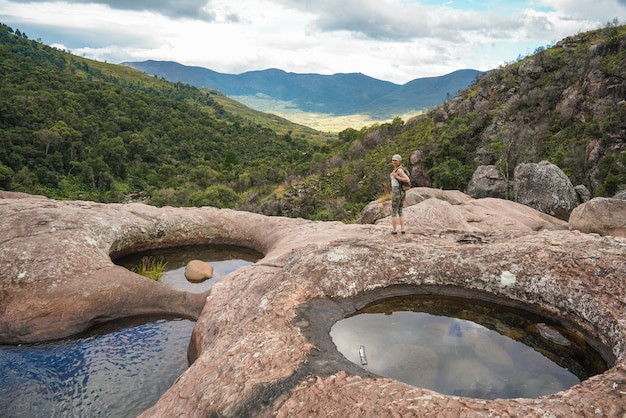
[331, 295, 607, 399]
[0, 317, 194, 418]
[0, 245, 261, 417]
[115, 244, 262, 293]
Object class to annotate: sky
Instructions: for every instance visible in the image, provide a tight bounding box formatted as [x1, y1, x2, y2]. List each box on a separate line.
[1, 0, 625, 84]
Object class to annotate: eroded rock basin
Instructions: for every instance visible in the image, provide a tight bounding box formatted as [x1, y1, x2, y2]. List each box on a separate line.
[1, 191, 625, 417]
[329, 293, 609, 399]
[1, 245, 261, 417]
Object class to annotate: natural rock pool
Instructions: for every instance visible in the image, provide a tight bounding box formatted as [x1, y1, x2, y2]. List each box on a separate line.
[3, 193, 625, 416]
[0, 245, 260, 418]
[0, 316, 195, 417]
[330, 294, 608, 400]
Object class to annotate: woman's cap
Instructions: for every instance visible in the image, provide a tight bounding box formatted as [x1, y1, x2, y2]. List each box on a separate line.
[392, 154, 402, 161]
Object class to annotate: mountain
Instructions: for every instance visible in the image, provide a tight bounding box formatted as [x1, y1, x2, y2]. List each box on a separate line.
[121, 60, 484, 118]
[257, 23, 626, 220]
[0, 22, 332, 207]
[2, 20, 624, 223]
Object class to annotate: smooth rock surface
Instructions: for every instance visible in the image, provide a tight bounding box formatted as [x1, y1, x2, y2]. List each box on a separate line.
[1, 190, 625, 417]
[569, 197, 626, 237]
[184, 259, 214, 282]
[514, 161, 580, 221]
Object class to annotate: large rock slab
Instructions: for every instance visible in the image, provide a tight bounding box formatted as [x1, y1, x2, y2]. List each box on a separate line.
[1, 191, 625, 417]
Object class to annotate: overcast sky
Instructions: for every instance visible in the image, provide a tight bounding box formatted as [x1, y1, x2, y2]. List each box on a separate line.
[1, 0, 624, 84]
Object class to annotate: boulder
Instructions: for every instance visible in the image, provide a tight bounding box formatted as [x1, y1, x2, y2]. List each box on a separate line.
[614, 189, 626, 200]
[569, 197, 626, 237]
[185, 260, 214, 282]
[358, 187, 471, 224]
[358, 199, 386, 225]
[518, 59, 544, 79]
[514, 161, 580, 221]
[409, 149, 431, 187]
[574, 184, 592, 203]
[467, 165, 509, 199]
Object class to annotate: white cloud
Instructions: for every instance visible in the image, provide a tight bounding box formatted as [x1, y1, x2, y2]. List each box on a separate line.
[0, 0, 624, 83]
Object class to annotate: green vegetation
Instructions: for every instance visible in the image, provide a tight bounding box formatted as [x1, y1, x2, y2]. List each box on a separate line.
[260, 22, 626, 220]
[1, 21, 625, 223]
[131, 256, 168, 281]
[0, 22, 336, 207]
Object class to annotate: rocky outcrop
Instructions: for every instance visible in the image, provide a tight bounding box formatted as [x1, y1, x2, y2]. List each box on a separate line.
[1, 191, 625, 417]
[467, 164, 509, 199]
[358, 187, 471, 225]
[409, 149, 431, 187]
[514, 161, 580, 221]
[568, 197, 626, 237]
[0, 194, 209, 343]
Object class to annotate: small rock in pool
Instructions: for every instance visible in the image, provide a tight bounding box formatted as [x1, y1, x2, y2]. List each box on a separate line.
[536, 323, 571, 346]
[185, 260, 214, 283]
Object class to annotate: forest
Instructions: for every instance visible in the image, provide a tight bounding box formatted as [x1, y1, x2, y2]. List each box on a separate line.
[0, 22, 330, 208]
[1, 22, 625, 222]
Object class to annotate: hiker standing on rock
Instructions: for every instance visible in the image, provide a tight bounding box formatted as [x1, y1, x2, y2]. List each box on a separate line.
[390, 154, 410, 235]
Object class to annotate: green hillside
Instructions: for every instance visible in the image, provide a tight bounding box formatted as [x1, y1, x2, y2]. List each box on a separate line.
[260, 23, 626, 221]
[0, 22, 335, 207]
[1, 21, 624, 223]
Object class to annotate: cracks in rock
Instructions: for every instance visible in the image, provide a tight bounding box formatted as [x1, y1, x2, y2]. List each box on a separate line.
[226, 362, 311, 418]
[252, 262, 285, 269]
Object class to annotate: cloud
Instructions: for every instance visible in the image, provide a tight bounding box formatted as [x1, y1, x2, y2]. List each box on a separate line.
[274, 0, 549, 44]
[9, 0, 217, 20]
[535, 0, 624, 23]
[1, 0, 624, 84]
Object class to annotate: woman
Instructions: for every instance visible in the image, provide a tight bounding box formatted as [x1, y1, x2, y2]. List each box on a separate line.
[390, 154, 410, 235]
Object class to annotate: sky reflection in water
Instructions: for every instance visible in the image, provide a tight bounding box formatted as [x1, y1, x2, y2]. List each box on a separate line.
[331, 296, 606, 400]
[0, 245, 259, 418]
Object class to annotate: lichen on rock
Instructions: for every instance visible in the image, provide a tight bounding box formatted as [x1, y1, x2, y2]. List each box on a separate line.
[1, 190, 625, 417]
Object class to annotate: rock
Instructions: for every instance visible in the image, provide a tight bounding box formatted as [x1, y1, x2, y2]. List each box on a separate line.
[358, 199, 386, 224]
[614, 189, 626, 200]
[1, 191, 625, 418]
[467, 165, 510, 199]
[358, 187, 470, 225]
[569, 197, 626, 237]
[409, 149, 432, 187]
[184, 260, 213, 282]
[518, 59, 543, 79]
[0, 193, 208, 344]
[374, 194, 567, 234]
[514, 161, 580, 221]
[574, 184, 592, 203]
[535, 323, 571, 347]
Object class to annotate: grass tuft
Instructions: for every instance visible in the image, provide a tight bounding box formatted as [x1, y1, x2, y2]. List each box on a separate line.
[132, 256, 168, 281]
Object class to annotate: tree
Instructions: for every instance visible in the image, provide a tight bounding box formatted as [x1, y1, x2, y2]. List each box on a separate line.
[428, 158, 474, 190]
[34, 128, 61, 157]
[0, 163, 14, 189]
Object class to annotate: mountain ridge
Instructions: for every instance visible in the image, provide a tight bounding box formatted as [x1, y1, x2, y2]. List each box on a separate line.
[122, 60, 484, 118]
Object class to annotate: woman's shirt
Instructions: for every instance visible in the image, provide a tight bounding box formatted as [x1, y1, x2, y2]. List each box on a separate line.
[391, 168, 400, 188]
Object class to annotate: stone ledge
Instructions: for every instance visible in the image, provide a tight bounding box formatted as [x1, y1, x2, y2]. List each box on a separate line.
[1, 191, 624, 417]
